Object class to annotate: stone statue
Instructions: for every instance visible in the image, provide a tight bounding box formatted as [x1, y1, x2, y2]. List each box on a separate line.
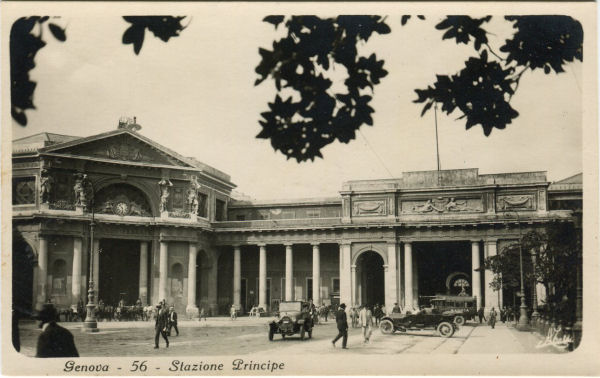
[39, 169, 54, 204]
[158, 179, 172, 213]
[74, 173, 92, 209]
[187, 187, 199, 215]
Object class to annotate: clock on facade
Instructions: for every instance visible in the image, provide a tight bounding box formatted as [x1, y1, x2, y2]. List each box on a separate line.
[113, 201, 130, 216]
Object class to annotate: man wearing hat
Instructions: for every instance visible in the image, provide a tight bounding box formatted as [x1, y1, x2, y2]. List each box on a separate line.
[167, 306, 179, 336]
[332, 303, 349, 349]
[35, 303, 79, 358]
[154, 303, 169, 349]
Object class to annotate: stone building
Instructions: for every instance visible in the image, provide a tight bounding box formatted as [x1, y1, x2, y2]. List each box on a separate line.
[11, 125, 582, 317]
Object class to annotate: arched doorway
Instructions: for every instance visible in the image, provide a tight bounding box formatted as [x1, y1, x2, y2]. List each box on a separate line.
[356, 251, 385, 307]
[93, 183, 153, 217]
[99, 239, 140, 306]
[12, 232, 35, 317]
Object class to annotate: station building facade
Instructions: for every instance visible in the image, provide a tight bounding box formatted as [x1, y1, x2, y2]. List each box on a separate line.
[11, 126, 582, 317]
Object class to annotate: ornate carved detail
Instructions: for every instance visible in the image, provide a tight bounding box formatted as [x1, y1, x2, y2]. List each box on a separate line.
[50, 200, 75, 210]
[94, 184, 152, 217]
[497, 194, 535, 211]
[352, 200, 386, 216]
[169, 210, 190, 219]
[39, 169, 53, 204]
[158, 179, 173, 213]
[402, 197, 483, 214]
[13, 177, 36, 205]
[105, 142, 144, 161]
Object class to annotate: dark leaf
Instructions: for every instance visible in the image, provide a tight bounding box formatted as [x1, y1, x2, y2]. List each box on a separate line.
[263, 15, 285, 29]
[401, 15, 410, 26]
[48, 23, 66, 42]
[122, 25, 145, 55]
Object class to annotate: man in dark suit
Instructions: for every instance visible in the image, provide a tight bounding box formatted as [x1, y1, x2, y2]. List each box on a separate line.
[332, 303, 348, 349]
[167, 306, 179, 336]
[35, 303, 79, 358]
[154, 304, 169, 349]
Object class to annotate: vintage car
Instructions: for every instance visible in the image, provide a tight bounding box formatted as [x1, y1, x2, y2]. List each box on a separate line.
[268, 301, 313, 341]
[379, 309, 459, 338]
[427, 295, 477, 326]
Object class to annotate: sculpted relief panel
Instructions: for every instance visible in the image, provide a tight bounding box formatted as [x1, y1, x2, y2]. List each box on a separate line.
[496, 194, 536, 211]
[352, 200, 387, 216]
[401, 196, 484, 214]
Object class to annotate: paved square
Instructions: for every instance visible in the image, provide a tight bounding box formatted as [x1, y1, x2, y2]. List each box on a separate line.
[16, 317, 559, 357]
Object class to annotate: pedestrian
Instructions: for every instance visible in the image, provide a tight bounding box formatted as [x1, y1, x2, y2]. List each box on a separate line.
[374, 304, 383, 326]
[350, 306, 358, 328]
[167, 306, 179, 336]
[332, 303, 348, 349]
[392, 302, 401, 314]
[477, 307, 486, 324]
[77, 297, 85, 321]
[359, 305, 373, 343]
[230, 304, 237, 320]
[154, 304, 169, 349]
[489, 307, 497, 329]
[199, 307, 207, 321]
[35, 303, 79, 358]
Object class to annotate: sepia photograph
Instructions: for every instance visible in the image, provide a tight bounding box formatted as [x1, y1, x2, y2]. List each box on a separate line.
[1, 1, 598, 376]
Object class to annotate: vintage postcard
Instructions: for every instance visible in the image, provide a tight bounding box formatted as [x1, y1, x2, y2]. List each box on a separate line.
[1, 1, 599, 376]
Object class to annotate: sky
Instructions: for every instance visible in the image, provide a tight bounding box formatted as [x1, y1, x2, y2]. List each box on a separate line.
[9, 7, 584, 200]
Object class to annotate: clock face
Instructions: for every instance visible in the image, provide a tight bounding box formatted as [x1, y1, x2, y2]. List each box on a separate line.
[113, 201, 130, 216]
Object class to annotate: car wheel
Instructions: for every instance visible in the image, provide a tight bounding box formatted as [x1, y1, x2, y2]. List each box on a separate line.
[268, 327, 274, 341]
[437, 322, 454, 338]
[300, 327, 306, 340]
[380, 319, 395, 335]
[454, 315, 465, 326]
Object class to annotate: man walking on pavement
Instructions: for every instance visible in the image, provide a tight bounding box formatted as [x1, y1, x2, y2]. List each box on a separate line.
[489, 307, 497, 329]
[154, 303, 169, 349]
[167, 306, 179, 336]
[359, 305, 373, 343]
[332, 303, 348, 349]
[477, 307, 486, 324]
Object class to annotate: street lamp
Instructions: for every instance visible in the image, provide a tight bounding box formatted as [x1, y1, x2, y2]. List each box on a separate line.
[509, 210, 530, 331]
[82, 178, 99, 332]
[531, 247, 540, 322]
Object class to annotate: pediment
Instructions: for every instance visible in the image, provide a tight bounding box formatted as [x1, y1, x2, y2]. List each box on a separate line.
[42, 131, 193, 167]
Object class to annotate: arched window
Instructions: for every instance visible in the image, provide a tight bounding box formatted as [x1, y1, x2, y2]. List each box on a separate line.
[171, 263, 184, 297]
[51, 259, 67, 295]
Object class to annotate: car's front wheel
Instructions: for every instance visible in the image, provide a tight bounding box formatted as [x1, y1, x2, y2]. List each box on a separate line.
[268, 327, 274, 341]
[380, 319, 395, 335]
[437, 321, 454, 338]
[453, 315, 465, 326]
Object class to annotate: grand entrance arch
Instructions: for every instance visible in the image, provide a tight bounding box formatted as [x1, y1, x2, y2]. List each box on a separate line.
[356, 251, 385, 307]
[99, 239, 141, 306]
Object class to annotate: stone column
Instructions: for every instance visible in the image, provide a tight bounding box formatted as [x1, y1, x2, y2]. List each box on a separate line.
[233, 245, 241, 308]
[207, 260, 218, 316]
[351, 265, 358, 305]
[139, 241, 149, 305]
[471, 241, 482, 309]
[404, 242, 413, 310]
[71, 237, 82, 309]
[339, 242, 352, 306]
[412, 249, 419, 308]
[93, 239, 100, 295]
[285, 244, 293, 301]
[484, 240, 500, 310]
[36, 236, 48, 308]
[258, 244, 267, 309]
[312, 243, 321, 305]
[384, 242, 398, 312]
[186, 242, 198, 314]
[159, 241, 168, 303]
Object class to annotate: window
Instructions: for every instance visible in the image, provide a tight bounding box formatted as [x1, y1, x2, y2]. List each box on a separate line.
[332, 278, 340, 294]
[171, 263, 184, 297]
[197, 193, 208, 218]
[236, 214, 246, 221]
[13, 177, 36, 205]
[306, 277, 313, 301]
[215, 199, 226, 221]
[51, 259, 67, 295]
[306, 209, 321, 218]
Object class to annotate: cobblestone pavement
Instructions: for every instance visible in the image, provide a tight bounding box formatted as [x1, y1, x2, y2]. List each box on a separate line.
[16, 318, 557, 357]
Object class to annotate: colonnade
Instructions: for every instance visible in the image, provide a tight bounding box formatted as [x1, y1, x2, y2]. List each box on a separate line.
[33, 236, 504, 313]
